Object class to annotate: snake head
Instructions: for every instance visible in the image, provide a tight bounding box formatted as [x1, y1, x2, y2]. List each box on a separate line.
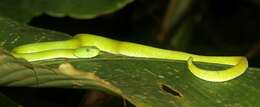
[73, 46, 100, 58]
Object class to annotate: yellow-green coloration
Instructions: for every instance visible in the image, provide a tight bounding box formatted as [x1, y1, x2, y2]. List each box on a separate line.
[12, 39, 81, 53]
[11, 34, 248, 82]
[11, 46, 100, 61]
[187, 57, 248, 82]
[73, 47, 100, 58]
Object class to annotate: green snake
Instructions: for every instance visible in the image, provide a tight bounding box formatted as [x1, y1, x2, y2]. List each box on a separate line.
[11, 34, 248, 82]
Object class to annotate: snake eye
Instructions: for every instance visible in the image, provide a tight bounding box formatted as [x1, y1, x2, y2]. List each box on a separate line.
[85, 48, 90, 52]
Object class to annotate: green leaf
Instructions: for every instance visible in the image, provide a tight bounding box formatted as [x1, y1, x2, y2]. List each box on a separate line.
[0, 17, 71, 50]
[0, 0, 134, 23]
[0, 17, 260, 107]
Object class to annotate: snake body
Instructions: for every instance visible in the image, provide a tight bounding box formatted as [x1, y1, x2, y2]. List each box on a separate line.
[11, 34, 248, 82]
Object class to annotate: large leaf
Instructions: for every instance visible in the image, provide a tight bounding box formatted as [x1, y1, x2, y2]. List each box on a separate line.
[0, 0, 133, 23]
[0, 17, 71, 51]
[0, 17, 260, 107]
